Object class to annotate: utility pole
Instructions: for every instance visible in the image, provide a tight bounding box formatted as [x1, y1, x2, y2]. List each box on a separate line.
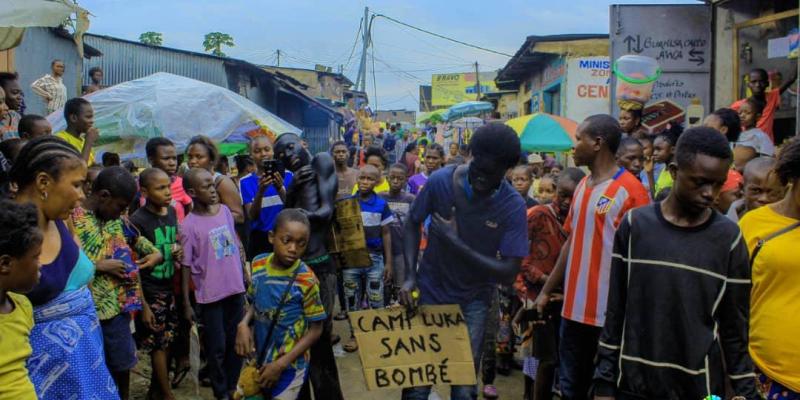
[474, 61, 481, 100]
[276, 49, 281, 67]
[356, 7, 370, 92]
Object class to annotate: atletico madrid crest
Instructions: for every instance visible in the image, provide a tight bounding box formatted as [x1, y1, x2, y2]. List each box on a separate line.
[595, 195, 615, 215]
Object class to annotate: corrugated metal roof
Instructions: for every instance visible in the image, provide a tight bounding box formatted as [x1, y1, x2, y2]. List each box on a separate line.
[82, 34, 228, 88]
[496, 34, 609, 88]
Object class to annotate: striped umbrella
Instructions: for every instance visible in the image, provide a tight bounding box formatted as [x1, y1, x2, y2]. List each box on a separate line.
[505, 113, 578, 152]
[443, 101, 493, 121]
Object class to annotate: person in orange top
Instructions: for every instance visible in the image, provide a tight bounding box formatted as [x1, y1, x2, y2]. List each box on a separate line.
[730, 68, 796, 143]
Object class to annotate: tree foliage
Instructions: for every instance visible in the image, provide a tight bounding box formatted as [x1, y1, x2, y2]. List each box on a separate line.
[139, 32, 163, 46]
[203, 32, 235, 57]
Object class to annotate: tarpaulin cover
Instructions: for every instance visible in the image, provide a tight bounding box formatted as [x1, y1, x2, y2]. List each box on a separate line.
[48, 72, 301, 159]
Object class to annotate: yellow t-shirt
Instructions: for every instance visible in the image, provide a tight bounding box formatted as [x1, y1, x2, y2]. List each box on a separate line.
[351, 178, 391, 195]
[55, 130, 95, 166]
[653, 169, 673, 198]
[739, 205, 800, 392]
[0, 292, 37, 400]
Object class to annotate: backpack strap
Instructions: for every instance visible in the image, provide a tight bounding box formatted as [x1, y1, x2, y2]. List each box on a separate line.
[749, 221, 800, 267]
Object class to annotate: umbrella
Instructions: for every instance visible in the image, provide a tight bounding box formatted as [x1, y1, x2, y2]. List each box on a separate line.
[450, 116, 484, 129]
[48, 72, 301, 160]
[443, 101, 493, 122]
[417, 109, 446, 124]
[505, 113, 578, 152]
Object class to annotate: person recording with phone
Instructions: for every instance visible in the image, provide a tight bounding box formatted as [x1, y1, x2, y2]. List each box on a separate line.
[240, 136, 294, 260]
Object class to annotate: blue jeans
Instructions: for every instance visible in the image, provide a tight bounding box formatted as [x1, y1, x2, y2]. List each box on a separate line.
[402, 299, 489, 400]
[342, 253, 384, 311]
[558, 318, 601, 400]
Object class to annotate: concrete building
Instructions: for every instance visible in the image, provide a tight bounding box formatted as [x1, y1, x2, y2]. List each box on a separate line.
[260, 65, 353, 103]
[374, 109, 416, 125]
[495, 34, 609, 123]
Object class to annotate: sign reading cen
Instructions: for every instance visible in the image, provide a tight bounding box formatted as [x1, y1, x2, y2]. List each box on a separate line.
[566, 57, 611, 122]
[349, 305, 476, 390]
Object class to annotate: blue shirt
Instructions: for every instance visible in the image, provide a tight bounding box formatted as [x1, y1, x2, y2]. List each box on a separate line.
[640, 163, 665, 196]
[352, 193, 394, 252]
[240, 171, 294, 232]
[409, 165, 529, 305]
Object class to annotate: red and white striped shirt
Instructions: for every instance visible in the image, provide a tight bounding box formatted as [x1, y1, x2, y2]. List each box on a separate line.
[561, 168, 649, 327]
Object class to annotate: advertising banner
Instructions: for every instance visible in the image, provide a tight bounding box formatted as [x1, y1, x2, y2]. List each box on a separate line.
[432, 72, 498, 107]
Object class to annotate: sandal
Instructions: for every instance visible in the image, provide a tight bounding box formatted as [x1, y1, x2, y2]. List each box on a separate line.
[334, 311, 348, 321]
[343, 338, 359, 352]
[482, 384, 498, 399]
[171, 365, 191, 389]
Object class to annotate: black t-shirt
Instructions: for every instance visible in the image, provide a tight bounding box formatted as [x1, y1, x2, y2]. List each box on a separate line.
[130, 206, 178, 293]
[380, 191, 416, 255]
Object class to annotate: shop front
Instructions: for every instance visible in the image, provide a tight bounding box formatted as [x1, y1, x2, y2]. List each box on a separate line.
[712, 0, 799, 142]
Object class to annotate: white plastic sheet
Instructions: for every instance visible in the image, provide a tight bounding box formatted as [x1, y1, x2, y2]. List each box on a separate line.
[0, 0, 77, 28]
[48, 72, 302, 159]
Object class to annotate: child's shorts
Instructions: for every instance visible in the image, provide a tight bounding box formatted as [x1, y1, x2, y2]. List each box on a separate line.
[268, 367, 307, 400]
[136, 291, 177, 352]
[101, 312, 138, 371]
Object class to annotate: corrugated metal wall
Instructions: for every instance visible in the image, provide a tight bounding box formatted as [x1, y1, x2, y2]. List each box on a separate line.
[303, 119, 339, 154]
[14, 28, 84, 116]
[82, 35, 228, 89]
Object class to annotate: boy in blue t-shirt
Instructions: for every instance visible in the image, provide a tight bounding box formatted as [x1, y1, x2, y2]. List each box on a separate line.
[342, 165, 394, 352]
[236, 209, 326, 400]
[240, 136, 294, 260]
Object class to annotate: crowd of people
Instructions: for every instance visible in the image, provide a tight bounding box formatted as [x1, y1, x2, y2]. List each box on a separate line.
[0, 60, 798, 400]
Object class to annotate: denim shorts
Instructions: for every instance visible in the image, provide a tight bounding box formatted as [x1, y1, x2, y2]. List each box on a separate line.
[101, 312, 138, 372]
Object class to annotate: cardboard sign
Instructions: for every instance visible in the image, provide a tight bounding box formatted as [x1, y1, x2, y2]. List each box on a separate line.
[349, 305, 476, 390]
[329, 197, 371, 268]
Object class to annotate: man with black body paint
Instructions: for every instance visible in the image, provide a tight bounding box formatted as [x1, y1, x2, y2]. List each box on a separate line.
[272, 132, 344, 400]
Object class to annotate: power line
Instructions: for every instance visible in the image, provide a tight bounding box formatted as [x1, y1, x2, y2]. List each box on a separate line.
[372, 40, 472, 65]
[372, 12, 513, 58]
[373, 56, 423, 82]
[343, 17, 363, 71]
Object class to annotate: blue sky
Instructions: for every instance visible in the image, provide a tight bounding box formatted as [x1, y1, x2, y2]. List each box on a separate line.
[79, 0, 695, 111]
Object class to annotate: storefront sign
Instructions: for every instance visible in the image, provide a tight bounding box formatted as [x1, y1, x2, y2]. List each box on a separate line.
[610, 4, 712, 115]
[349, 305, 476, 390]
[565, 57, 611, 122]
[431, 72, 498, 107]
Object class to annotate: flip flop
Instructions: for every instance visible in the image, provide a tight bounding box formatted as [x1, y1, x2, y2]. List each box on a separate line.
[483, 384, 498, 399]
[343, 338, 359, 352]
[171, 365, 191, 389]
[334, 311, 348, 321]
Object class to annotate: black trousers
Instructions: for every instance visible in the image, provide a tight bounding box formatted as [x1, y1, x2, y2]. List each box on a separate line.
[198, 293, 245, 399]
[298, 259, 344, 400]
